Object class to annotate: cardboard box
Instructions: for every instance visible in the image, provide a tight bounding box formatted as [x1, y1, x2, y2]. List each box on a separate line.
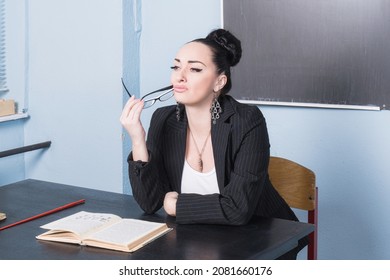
[0, 99, 15, 117]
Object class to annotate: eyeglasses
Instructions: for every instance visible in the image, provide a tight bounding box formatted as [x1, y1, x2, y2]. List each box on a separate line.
[121, 78, 174, 109]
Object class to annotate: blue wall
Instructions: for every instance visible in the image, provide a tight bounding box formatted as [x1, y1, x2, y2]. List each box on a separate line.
[263, 106, 390, 259]
[7, 0, 123, 193]
[2, 0, 389, 259]
[0, 120, 25, 184]
[128, 0, 390, 259]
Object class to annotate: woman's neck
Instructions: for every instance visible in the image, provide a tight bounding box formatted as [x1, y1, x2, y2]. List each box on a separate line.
[185, 105, 212, 135]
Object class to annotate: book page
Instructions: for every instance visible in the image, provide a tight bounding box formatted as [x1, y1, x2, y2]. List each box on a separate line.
[86, 219, 167, 245]
[40, 211, 121, 237]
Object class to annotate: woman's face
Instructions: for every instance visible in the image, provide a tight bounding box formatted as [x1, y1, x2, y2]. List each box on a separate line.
[170, 42, 225, 107]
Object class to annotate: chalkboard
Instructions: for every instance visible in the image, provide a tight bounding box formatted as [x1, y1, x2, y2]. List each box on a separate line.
[223, 0, 390, 110]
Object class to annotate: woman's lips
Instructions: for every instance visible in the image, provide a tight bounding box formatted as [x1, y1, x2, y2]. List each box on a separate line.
[173, 86, 188, 93]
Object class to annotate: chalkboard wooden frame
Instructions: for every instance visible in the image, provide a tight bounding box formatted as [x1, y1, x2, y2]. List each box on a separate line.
[222, 0, 389, 110]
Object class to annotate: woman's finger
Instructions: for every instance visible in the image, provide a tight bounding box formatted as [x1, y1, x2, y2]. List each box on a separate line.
[120, 96, 136, 119]
[128, 99, 144, 121]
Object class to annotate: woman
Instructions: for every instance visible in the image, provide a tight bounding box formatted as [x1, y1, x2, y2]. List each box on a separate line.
[120, 29, 306, 258]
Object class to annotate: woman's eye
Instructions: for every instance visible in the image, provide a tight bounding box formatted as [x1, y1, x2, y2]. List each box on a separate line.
[190, 68, 202, 73]
[170, 66, 179, 71]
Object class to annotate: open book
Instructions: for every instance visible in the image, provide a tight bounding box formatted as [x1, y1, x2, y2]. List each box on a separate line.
[36, 211, 172, 253]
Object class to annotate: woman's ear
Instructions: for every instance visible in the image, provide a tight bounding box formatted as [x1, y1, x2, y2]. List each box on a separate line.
[214, 74, 227, 93]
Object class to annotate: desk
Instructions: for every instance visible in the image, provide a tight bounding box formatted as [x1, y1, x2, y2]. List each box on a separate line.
[0, 179, 314, 260]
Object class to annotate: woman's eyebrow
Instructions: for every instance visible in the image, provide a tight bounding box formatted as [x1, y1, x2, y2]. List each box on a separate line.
[174, 58, 206, 66]
[188, 60, 206, 66]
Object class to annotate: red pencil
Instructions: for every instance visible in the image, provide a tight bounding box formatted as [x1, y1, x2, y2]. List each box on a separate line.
[0, 199, 85, 231]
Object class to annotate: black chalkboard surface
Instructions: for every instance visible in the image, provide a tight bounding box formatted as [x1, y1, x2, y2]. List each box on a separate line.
[223, 0, 390, 110]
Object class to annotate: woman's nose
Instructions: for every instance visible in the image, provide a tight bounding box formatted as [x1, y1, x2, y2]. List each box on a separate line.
[174, 68, 186, 83]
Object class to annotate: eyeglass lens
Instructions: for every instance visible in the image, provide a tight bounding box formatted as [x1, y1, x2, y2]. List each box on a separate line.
[142, 88, 174, 108]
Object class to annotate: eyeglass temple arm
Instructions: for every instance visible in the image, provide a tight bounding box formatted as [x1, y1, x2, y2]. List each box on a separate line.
[121, 78, 132, 97]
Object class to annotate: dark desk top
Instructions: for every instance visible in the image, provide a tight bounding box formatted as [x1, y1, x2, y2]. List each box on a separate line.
[0, 179, 314, 260]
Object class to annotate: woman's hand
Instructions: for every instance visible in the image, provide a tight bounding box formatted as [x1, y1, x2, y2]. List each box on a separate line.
[120, 96, 145, 143]
[120, 96, 148, 161]
[164, 191, 178, 216]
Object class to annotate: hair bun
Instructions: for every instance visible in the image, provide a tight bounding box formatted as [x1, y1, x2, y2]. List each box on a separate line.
[207, 29, 242, 67]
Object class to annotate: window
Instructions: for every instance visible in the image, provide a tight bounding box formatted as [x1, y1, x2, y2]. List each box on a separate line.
[0, 0, 7, 93]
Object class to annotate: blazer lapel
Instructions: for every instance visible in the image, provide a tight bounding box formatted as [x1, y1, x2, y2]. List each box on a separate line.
[212, 97, 236, 192]
[165, 111, 187, 192]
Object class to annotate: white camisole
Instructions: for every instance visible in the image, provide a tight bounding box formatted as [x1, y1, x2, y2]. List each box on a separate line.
[181, 160, 219, 194]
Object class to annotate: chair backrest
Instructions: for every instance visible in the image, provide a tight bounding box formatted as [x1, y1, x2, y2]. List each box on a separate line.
[268, 156, 318, 260]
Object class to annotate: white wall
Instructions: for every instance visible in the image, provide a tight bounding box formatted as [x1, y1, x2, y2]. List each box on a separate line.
[23, 0, 123, 192]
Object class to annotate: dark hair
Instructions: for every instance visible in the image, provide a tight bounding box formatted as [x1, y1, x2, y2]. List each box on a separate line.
[192, 29, 242, 96]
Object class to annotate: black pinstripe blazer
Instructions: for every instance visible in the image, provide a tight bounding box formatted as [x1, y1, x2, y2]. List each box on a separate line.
[128, 95, 298, 226]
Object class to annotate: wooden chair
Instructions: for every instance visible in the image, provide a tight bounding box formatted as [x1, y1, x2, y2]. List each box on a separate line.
[268, 156, 318, 260]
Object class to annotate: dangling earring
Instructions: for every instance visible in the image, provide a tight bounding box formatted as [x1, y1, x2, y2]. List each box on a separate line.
[176, 102, 182, 121]
[210, 93, 222, 125]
